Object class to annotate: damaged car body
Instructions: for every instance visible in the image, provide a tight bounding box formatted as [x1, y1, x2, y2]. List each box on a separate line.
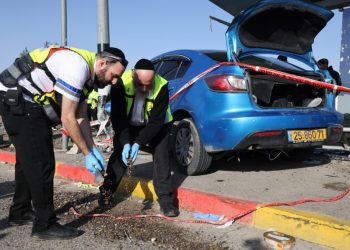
[152, 0, 343, 175]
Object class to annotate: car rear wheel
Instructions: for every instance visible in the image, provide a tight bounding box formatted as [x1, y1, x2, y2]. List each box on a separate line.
[172, 118, 212, 175]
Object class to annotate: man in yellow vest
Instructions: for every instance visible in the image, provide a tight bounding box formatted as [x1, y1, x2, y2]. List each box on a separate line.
[0, 46, 127, 239]
[99, 59, 179, 217]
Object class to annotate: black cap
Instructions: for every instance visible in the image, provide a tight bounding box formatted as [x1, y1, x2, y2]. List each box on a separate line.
[102, 47, 128, 67]
[134, 59, 155, 71]
[318, 58, 328, 65]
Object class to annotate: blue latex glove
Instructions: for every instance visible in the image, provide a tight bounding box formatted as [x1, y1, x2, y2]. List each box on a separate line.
[104, 102, 111, 115]
[130, 143, 139, 163]
[85, 152, 104, 175]
[91, 147, 105, 172]
[122, 144, 131, 165]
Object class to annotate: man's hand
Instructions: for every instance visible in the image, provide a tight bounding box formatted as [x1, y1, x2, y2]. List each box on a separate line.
[122, 144, 131, 165]
[130, 143, 139, 163]
[85, 151, 104, 174]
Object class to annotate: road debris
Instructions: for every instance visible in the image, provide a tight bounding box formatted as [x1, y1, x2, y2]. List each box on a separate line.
[192, 213, 223, 221]
[263, 231, 295, 250]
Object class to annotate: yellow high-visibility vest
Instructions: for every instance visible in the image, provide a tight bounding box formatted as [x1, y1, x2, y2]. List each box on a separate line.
[29, 46, 96, 77]
[121, 70, 173, 124]
[28, 46, 96, 105]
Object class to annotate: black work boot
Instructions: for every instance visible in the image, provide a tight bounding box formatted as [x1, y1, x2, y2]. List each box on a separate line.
[31, 222, 82, 240]
[160, 204, 180, 217]
[8, 210, 36, 226]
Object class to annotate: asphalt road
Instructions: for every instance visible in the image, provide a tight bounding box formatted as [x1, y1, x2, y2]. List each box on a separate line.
[0, 162, 323, 250]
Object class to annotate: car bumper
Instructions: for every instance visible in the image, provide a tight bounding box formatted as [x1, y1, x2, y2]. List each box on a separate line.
[199, 109, 343, 152]
[234, 126, 343, 150]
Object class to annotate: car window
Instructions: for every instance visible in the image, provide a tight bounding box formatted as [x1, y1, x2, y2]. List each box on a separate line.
[176, 60, 190, 78]
[152, 60, 161, 72]
[157, 59, 191, 81]
[157, 60, 178, 80]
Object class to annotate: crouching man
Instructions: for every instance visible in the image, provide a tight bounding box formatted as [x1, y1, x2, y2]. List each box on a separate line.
[99, 59, 179, 217]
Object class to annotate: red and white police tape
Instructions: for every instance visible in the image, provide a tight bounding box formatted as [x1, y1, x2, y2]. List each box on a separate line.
[169, 61, 350, 102]
[61, 61, 348, 136]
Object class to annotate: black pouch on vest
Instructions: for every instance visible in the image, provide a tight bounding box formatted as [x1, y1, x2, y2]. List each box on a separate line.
[0, 54, 35, 88]
[5, 87, 25, 115]
[14, 54, 35, 74]
[0, 69, 17, 88]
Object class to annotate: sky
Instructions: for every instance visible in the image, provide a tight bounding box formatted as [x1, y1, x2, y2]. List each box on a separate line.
[0, 0, 344, 72]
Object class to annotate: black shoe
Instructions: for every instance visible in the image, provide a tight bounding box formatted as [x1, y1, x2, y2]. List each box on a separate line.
[31, 222, 82, 240]
[160, 205, 180, 217]
[98, 188, 114, 206]
[8, 211, 35, 226]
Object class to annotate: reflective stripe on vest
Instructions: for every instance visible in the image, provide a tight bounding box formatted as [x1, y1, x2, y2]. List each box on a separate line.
[121, 70, 173, 124]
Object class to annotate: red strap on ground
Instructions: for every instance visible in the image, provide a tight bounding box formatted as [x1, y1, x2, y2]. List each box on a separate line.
[169, 61, 350, 102]
[230, 186, 350, 222]
[69, 186, 350, 226]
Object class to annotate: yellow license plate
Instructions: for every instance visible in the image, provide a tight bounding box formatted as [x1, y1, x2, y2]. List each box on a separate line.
[288, 129, 327, 143]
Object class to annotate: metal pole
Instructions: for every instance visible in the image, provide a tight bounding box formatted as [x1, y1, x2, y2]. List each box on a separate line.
[61, 0, 67, 46]
[96, 0, 113, 140]
[61, 0, 69, 151]
[96, 0, 110, 52]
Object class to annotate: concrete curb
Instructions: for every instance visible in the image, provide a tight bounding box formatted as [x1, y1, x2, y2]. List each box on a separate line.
[0, 150, 349, 249]
[253, 206, 350, 250]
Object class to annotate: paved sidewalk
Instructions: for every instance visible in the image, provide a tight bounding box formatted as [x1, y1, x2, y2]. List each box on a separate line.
[1, 148, 350, 249]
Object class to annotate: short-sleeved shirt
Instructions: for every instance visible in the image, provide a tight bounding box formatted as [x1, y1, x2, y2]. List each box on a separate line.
[0, 50, 93, 102]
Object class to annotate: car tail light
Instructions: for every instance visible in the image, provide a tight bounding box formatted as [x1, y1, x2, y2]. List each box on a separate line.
[252, 131, 283, 137]
[332, 127, 343, 133]
[205, 75, 247, 92]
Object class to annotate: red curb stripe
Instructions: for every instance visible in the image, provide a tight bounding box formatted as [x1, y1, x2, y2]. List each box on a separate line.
[56, 162, 95, 184]
[0, 151, 95, 184]
[0, 150, 256, 224]
[176, 187, 257, 223]
[0, 151, 16, 164]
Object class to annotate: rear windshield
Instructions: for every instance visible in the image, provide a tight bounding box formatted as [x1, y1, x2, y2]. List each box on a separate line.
[203, 51, 228, 62]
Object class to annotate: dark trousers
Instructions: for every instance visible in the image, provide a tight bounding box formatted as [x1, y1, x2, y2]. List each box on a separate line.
[102, 124, 174, 208]
[0, 100, 57, 231]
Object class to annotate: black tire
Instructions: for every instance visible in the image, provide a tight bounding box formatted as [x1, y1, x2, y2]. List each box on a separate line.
[171, 118, 212, 175]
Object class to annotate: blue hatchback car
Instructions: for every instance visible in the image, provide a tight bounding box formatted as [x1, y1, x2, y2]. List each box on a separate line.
[151, 0, 343, 175]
